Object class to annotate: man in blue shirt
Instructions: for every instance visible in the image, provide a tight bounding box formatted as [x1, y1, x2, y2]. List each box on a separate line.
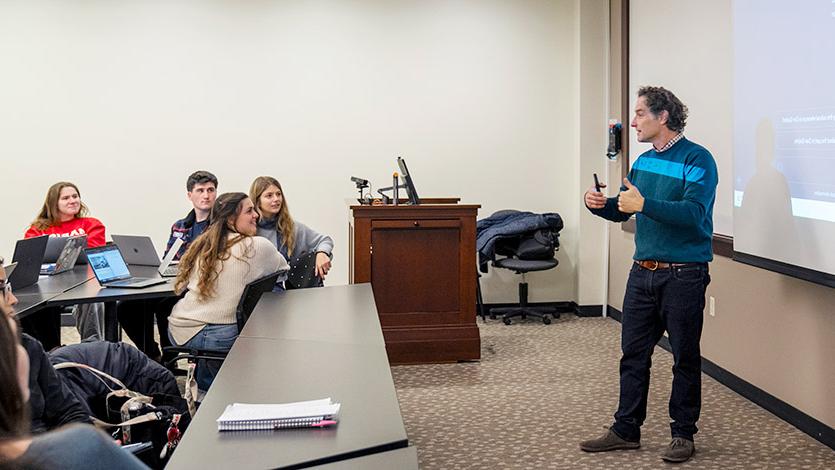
[117, 171, 217, 368]
[164, 170, 217, 260]
[579, 87, 717, 463]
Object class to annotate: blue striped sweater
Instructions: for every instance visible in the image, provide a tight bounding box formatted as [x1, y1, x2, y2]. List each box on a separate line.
[590, 137, 718, 262]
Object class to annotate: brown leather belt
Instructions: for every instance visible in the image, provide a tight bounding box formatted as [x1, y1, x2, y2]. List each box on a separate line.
[635, 260, 690, 271]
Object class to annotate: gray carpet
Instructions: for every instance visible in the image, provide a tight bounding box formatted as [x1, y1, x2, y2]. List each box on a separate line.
[390, 315, 834, 469]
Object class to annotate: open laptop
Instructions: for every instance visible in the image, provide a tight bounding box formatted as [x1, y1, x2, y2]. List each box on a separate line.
[2, 263, 17, 280]
[43, 236, 88, 265]
[42, 237, 69, 264]
[158, 238, 183, 278]
[84, 244, 167, 289]
[41, 235, 86, 275]
[112, 235, 162, 266]
[9, 235, 49, 289]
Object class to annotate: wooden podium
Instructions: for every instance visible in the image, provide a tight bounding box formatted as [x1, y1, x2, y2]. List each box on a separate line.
[350, 199, 481, 364]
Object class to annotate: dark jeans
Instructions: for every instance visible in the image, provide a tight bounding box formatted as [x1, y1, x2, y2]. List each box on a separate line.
[116, 297, 179, 361]
[612, 262, 710, 442]
[168, 324, 238, 392]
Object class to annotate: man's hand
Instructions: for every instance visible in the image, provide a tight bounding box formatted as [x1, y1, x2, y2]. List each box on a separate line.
[584, 182, 608, 209]
[315, 252, 332, 279]
[617, 178, 644, 214]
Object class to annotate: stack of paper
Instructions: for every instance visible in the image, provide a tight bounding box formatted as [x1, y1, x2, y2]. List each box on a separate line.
[216, 398, 341, 431]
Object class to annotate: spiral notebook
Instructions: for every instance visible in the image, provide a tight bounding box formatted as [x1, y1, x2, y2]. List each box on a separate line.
[216, 398, 340, 431]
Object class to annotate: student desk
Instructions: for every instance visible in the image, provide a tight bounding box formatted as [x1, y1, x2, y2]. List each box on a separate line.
[13, 265, 95, 318]
[45, 265, 175, 341]
[14, 293, 53, 317]
[239, 284, 385, 347]
[167, 284, 411, 469]
[14, 265, 176, 341]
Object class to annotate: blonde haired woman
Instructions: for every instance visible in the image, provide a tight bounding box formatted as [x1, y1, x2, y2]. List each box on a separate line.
[249, 176, 333, 286]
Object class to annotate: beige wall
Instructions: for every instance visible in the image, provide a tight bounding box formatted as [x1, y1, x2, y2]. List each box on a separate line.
[607, 0, 835, 429]
[575, 0, 609, 307]
[0, 0, 589, 304]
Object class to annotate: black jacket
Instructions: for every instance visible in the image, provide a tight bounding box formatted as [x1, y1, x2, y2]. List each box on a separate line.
[49, 340, 179, 417]
[21, 334, 92, 433]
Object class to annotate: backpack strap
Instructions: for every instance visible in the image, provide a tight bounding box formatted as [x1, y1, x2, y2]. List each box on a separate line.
[91, 411, 162, 429]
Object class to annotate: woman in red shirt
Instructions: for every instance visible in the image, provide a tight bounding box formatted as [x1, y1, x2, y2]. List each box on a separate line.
[21, 182, 106, 349]
[25, 182, 105, 246]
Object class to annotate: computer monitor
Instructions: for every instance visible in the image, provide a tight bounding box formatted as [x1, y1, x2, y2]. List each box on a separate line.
[397, 157, 420, 205]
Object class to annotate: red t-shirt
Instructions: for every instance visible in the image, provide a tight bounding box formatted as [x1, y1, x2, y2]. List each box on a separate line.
[25, 217, 106, 248]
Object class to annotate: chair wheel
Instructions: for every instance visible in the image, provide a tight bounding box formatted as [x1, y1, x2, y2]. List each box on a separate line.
[543, 316, 552, 325]
[503, 318, 512, 325]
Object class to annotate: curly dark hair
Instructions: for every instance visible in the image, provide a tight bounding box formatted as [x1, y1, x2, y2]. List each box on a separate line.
[638, 86, 688, 132]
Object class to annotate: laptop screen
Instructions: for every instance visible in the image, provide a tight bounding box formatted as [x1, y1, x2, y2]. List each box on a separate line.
[86, 245, 132, 283]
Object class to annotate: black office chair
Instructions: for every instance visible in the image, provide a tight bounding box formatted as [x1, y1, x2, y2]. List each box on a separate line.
[285, 251, 324, 290]
[164, 271, 282, 366]
[488, 229, 561, 325]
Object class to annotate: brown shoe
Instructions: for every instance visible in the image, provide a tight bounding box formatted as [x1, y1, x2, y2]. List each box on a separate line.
[660, 437, 695, 463]
[579, 428, 640, 452]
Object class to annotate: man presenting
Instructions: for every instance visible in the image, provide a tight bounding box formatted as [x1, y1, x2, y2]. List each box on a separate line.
[580, 86, 717, 463]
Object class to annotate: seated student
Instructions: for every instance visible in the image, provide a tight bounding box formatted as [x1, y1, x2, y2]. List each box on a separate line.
[22, 181, 106, 349]
[167, 192, 288, 392]
[249, 176, 333, 287]
[117, 170, 218, 365]
[0, 289, 148, 469]
[1, 258, 92, 432]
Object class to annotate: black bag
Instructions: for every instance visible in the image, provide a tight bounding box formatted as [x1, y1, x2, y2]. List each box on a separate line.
[105, 393, 191, 466]
[496, 229, 559, 260]
[54, 361, 190, 470]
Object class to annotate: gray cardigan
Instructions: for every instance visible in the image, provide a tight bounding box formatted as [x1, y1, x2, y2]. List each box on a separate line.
[256, 217, 334, 263]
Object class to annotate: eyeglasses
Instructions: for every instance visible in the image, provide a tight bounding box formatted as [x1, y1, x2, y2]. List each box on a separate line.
[0, 280, 11, 298]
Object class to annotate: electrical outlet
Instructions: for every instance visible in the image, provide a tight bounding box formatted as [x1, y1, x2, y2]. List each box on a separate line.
[709, 296, 716, 317]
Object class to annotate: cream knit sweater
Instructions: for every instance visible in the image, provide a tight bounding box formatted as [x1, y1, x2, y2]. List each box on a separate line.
[168, 235, 288, 345]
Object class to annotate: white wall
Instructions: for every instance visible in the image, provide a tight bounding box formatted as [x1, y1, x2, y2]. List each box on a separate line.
[575, 0, 608, 307]
[1, 0, 594, 303]
[628, 0, 733, 235]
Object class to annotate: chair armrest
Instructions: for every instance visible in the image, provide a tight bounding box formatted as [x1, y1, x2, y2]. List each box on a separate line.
[162, 346, 228, 368]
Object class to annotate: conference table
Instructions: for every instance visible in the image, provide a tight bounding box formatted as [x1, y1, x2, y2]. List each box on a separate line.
[13, 265, 96, 318]
[13, 266, 415, 468]
[167, 284, 413, 469]
[13, 265, 175, 341]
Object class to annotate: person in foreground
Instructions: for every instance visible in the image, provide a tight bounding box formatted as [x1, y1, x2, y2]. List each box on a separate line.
[249, 176, 333, 286]
[167, 192, 287, 392]
[580, 86, 717, 463]
[0, 281, 148, 469]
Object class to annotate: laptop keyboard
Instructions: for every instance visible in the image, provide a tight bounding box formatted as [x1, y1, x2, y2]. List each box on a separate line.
[107, 279, 147, 287]
[162, 266, 178, 276]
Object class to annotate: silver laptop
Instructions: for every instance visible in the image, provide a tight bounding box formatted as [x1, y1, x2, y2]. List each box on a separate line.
[41, 235, 86, 275]
[112, 235, 163, 266]
[2, 262, 17, 280]
[157, 238, 183, 278]
[84, 244, 167, 289]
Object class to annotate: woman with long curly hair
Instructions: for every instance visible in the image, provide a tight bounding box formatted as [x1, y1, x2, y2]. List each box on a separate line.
[167, 192, 287, 392]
